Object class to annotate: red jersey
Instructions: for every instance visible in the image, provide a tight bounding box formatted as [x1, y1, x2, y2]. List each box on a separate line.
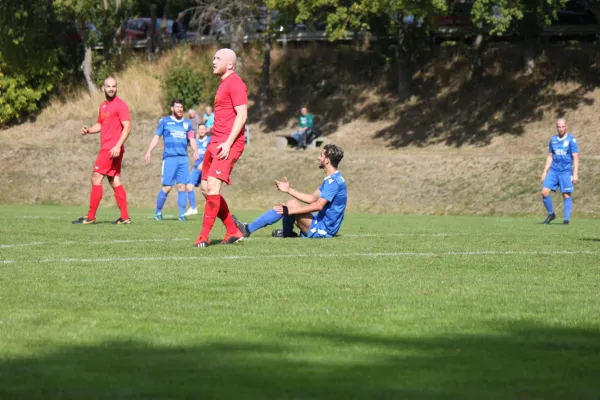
[212, 72, 248, 145]
[97, 96, 131, 150]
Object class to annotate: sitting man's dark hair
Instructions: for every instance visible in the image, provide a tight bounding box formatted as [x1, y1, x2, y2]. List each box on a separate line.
[324, 144, 344, 168]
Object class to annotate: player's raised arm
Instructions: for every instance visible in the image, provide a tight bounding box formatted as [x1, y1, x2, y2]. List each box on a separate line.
[82, 123, 101, 136]
[275, 177, 320, 204]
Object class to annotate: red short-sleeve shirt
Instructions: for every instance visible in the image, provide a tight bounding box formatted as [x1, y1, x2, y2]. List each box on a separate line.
[212, 73, 248, 146]
[97, 96, 131, 150]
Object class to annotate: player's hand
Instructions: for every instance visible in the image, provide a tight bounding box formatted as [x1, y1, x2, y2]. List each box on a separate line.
[217, 141, 231, 160]
[110, 146, 121, 158]
[193, 151, 199, 161]
[144, 152, 151, 163]
[540, 172, 547, 183]
[81, 126, 89, 136]
[275, 177, 290, 193]
[573, 174, 579, 184]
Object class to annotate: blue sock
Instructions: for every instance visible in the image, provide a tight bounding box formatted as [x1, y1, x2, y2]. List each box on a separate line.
[564, 197, 573, 221]
[177, 191, 187, 217]
[542, 195, 553, 215]
[155, 190, 168, 214]
[248, 209, 282, 233]
[187, 190, 197, 210]
[282, 215, 295, 237]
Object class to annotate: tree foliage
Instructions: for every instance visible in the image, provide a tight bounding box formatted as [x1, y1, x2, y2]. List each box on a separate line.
[0, 0, 61, 125]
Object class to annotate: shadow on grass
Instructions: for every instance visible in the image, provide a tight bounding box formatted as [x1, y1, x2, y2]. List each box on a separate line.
[1, 321, 599, 399]
[252, 43, 600, 148]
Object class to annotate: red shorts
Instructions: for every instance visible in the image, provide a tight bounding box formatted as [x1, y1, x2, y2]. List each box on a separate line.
[201, 141, 244, 185]
[93, 149, 124, 177]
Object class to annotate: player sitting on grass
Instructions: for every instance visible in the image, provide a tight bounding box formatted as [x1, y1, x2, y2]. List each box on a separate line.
[233, 144, 347, 238]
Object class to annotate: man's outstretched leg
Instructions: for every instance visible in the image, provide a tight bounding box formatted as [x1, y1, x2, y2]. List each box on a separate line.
[233, 199, 311, 238]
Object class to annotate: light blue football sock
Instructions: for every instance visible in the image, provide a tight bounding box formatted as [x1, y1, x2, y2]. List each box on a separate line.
[177, 191, 187, 217]
[187, 190, 197, 210]
[248, 209, 282, 233]
[563, 197, 573, 221]
[155, 190, 168, 214]
[542, 195, 554, 215]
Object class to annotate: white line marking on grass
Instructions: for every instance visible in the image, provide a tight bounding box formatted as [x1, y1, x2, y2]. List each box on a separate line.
[0, 238, 190, 249]
[2, 250, 596, 265]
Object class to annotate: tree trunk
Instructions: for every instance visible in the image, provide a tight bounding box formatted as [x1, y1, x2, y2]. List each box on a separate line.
[470, 31, 487, 80]
[395, 25, 411, 101]
[523, 39, 537, 75]
[258, 11, 272, 113]
[147, 5, 157, 62]
[230, 20, 245, 73]
[78, 19, 96, 96]
[159, 0, 171, 51]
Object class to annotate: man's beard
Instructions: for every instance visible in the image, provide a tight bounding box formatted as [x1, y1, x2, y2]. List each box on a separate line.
[319, 162, 325, 169]
[104, 90, 116, 100]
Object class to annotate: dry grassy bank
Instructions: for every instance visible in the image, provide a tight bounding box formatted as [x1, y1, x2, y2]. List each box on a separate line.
[2, 44, 600, 216]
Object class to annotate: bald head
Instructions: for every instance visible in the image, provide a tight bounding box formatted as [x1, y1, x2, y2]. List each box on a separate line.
[103, 77, 118, 100]
[213, 48, 237, 78]
[556, 118, 567, 137]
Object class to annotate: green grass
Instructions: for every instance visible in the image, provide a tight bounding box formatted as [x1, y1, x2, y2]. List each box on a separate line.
[1, 205, 600, 399]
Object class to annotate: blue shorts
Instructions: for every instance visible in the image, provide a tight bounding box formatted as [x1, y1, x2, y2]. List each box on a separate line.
[543, 170, 573, 194]
[162, 156, 189, 186]
[300, 216, 334, 239]
[188, 162, 202, 187]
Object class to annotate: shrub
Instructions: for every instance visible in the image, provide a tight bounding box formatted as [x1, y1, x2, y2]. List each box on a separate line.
[161, 48, 219, 110]
[0, 55, 60, 126]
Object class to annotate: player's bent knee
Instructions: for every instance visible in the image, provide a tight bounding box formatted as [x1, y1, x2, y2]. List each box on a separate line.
[563, 193, 572, 199]
[176, 184, 186, 192]
[541, 189, 551, 197]
[285, 199, 303, 208]
[162, 186, 172, 193]
[205, 178, 222, 195]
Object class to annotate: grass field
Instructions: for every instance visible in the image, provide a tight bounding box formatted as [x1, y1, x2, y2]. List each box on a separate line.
[1, 205, 600, 399]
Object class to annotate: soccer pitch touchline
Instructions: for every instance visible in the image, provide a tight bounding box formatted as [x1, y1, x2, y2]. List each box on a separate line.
[0, 238, 190, 249]
[2, 250, 598, 265]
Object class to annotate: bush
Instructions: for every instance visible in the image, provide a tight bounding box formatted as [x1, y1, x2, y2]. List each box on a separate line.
[161, 48, 219, 110]
[0, 55, 60, 126]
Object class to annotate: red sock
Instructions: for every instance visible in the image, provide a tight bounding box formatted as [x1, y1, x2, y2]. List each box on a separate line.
[218, 195, 239, 235]
[198, 194, 220, 242]
[87, 185, 103, 220]
[113, 184, 129, 220]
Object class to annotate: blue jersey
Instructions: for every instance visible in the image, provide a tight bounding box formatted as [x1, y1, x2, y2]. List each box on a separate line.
[194, 136, 211, 166]
[155, 116, 194, 159]
[549, 134, 578, 173]
[316, 171, 347, 236]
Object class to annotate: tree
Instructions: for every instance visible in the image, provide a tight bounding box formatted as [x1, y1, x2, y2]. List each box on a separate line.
[288, 0, 448, 99]
[471, 0, 569, 74]
[191, 0, 257, 71]
[0, 0, 62, 124]
[55, 0, 135, 90]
